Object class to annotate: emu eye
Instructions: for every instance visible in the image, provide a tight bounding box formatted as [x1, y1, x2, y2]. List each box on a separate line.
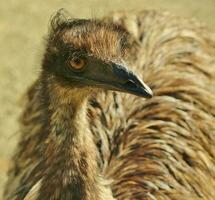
[69, 57, 85, 70]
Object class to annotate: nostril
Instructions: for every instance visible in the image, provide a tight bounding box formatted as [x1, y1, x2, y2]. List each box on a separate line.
[124, 80, 137, 88]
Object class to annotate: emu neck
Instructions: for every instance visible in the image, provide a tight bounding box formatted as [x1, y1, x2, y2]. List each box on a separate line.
[39, 75, 100, 199]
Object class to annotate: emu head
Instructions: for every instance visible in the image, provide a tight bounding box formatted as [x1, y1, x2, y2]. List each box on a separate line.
[42, 9, 152, 98]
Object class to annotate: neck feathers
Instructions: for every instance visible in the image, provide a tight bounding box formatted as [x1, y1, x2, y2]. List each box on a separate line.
[36, 74, 114, 199]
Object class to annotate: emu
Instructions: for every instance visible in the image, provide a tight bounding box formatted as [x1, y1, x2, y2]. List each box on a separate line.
[4, 9, 215, 200]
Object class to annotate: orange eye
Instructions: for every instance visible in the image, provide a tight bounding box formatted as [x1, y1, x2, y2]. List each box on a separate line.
[69, 57, 85, 70]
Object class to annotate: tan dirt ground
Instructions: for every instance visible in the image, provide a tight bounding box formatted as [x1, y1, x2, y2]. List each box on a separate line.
[1, 0, 215, 198]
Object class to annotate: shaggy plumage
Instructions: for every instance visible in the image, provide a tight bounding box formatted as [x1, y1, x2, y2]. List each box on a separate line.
[4, 9, 215, 200]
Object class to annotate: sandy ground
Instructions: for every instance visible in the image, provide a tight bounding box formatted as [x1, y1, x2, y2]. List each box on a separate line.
[0, 0, 215, 198]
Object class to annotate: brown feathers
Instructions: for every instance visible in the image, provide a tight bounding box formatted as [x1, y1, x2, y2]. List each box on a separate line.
[94, 10, 215, 199]
[47, 9, 134, 62]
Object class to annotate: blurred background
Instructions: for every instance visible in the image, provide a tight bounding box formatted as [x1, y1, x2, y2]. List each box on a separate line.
[0, 0, 215, 198]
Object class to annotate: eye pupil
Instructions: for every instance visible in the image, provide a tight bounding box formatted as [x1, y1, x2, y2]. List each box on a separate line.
[69, 57, 85, 70]
[74, 58, 81, 64]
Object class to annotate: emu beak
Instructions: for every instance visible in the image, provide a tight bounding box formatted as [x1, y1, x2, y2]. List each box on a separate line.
[82, 60, 153, 98]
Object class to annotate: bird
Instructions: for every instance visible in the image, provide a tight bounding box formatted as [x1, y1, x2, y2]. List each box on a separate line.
[3, 8, 215, 200]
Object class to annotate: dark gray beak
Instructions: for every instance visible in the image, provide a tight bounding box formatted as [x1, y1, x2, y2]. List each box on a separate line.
[76, 59, 153, 98]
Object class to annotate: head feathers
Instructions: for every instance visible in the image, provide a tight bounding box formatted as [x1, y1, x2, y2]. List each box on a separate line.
[46, 9, 137, 62]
